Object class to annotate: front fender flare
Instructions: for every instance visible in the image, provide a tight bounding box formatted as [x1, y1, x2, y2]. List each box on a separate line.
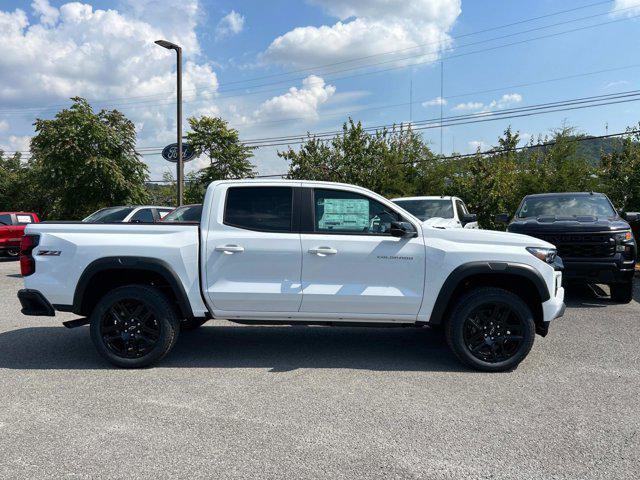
[428, 261, 550, 325]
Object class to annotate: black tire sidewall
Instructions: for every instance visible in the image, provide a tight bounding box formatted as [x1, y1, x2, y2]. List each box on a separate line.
[446, 288, 536, 372]
[610, 281, 633, 303]
[90, 285, 179, 368]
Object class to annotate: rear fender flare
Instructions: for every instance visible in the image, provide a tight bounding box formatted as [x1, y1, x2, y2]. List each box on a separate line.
[72, 257, 193, 318]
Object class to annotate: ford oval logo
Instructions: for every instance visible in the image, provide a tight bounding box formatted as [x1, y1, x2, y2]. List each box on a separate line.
[162, 143, 196, 163]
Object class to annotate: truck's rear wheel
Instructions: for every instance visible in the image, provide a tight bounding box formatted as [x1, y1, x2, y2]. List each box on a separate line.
[89, 285, 180, 368]
[445, 287, 535, 372]
[610, 281, 633, 303]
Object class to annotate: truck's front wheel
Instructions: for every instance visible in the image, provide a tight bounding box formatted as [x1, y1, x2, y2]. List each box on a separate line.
[89, 285, 180, 368]
[610, 281, 633, 303]
[445, 287, 536, 372]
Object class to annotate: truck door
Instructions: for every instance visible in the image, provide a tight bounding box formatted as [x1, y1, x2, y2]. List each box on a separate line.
[202, 185, 303, 313]
[299, 187, 425, 319]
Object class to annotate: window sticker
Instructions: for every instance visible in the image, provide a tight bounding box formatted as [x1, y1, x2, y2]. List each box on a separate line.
[16, 215, 32, 223]
[318, 198, 369, 231]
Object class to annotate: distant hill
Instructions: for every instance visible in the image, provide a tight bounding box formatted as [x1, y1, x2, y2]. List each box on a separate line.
[524, 135, 632, 166]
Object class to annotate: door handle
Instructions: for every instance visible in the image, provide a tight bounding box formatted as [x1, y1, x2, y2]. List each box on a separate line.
[215, 244, 245, 254]
[308, 247, 337, 256]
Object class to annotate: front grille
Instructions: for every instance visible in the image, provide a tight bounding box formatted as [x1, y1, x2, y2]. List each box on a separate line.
[529, 232, 616, 258]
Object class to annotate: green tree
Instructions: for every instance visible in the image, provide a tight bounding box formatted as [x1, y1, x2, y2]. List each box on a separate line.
[282, 119, 433, 198]
[29, 97, 149, 219]
[600, 126, 640, 212]
[186, 116, 255, 199]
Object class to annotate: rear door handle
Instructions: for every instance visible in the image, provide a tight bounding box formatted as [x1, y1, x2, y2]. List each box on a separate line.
[215, 244, 245, 254]
[308, 247, 338, 256]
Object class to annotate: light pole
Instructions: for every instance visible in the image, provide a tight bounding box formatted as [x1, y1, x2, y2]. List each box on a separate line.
[155, 39, 183, 206]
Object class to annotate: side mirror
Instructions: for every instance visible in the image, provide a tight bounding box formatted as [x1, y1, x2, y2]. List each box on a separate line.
[495, 213, 510, 224]
[461, 213, 477, 226]
[390, 221, 417, 238]
[623, 212, 640, 224]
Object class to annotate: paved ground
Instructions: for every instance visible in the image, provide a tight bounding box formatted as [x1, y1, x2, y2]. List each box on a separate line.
[0, 258, 638, 479]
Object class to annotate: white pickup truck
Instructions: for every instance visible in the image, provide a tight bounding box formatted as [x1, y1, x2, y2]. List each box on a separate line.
[392, 196, 479, 229]
[18, 180, 565, 371]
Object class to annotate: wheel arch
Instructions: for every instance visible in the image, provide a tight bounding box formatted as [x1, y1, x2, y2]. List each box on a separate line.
[428, 262, 550, 331]
[73, 257, 194, 319]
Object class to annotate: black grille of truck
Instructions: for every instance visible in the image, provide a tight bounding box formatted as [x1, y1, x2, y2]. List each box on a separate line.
[529, 232, 616, 258]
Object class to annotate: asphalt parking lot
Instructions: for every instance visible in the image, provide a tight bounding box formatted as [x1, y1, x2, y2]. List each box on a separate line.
[0, 258, 638, 479]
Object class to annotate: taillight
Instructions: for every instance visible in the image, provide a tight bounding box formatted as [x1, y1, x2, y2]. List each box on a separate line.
[20, 235, 40, 276]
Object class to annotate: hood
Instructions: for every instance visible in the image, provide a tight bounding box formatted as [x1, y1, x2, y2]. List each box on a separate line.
[422, 217, 457, 229]
[508, 215, 630, 233]
[426, 226, 554, 248]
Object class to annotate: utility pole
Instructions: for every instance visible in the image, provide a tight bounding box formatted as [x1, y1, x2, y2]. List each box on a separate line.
[440, 59, 444, 156]
[155, 39, 184, 206]
[409, 76, 413, 124]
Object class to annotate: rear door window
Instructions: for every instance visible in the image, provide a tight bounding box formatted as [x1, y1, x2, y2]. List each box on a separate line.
[0, 214, 12, 226]
[224, 187, 293, 232]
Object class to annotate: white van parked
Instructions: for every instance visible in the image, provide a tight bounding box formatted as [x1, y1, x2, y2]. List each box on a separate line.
[392, 196, 479, 229]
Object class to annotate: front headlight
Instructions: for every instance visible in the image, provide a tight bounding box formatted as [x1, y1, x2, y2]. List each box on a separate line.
[526, 246, 557, 264]
[614, 230, 633, 243]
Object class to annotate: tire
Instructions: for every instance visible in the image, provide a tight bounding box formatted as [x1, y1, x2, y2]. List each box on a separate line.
[89, 285, 180, 368]
[445, 287, 536, 372]
[610, 281, 633, 304]
[181, 317, 209, 331]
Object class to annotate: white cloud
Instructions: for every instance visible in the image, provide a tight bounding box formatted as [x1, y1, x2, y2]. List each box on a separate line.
[468, 140, 488, 152]
[0, 120, 8, 133]
[605, 80, 629, 89]
[262, 0, 461, 68]
[422, 96, 447, 107]
[216, 10, 245, 38]
[612, 0, 640, 16]
[0, 1, 217, 107]
[253, 75, 336, 121]
[452, 101, 484, 111]
[31, 0, 59, 26]
[453, 93, 522, 112]
[0, 135, 31, 153]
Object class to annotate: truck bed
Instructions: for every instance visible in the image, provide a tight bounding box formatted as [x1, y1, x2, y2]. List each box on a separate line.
[23, 222, 208, 317]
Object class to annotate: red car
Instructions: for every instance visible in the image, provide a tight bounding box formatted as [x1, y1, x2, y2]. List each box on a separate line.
[0, 212, 40, 257]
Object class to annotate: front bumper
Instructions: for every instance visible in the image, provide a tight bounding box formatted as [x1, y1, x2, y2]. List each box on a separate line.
[563, 258, 635, 284]
[17, 289, 55, 316]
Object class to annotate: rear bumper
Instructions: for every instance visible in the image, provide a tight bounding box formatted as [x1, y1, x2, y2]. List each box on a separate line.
[17, 289, 55, 316]
[563, 258, 635, 284]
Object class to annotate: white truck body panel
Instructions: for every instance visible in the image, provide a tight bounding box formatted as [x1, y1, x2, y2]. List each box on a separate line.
[23, 223, 208, 317]
[24, 179, 564, 326]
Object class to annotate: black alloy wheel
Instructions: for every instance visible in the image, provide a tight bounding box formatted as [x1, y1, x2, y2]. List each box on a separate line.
[462, 302, 525, 363]
[100, 300, 160, 359]
[90, 285, 180, 368]
[445, 287, 536, 372]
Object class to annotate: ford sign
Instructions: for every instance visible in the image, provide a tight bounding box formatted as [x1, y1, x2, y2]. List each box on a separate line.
[162, 143, 196, 163]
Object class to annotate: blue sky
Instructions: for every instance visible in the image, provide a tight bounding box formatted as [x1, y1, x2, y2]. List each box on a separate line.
[0, 0, 639, 179]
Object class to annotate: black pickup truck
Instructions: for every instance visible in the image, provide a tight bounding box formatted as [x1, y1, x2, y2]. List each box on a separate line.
[497, 192, 638, 303]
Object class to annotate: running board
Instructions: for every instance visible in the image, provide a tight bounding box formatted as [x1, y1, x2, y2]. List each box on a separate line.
[62, 318, 90, 329]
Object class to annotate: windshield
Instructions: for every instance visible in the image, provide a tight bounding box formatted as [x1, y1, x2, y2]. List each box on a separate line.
[162, 205, 203, 223]
[83, 207, 134, 223]
[516, 195, 616, 218]
[393, 199, 454, 221]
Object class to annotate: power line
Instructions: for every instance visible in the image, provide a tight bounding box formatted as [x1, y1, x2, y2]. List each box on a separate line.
[143, 129, 640, 182]
[8, 88, 640, 155]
